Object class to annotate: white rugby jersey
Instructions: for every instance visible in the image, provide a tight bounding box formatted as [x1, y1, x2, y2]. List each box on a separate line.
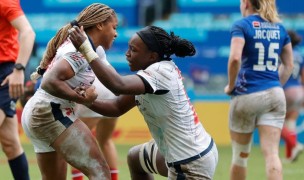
[37, 39, 96, 108]
[136, 60, 212, 163]
[74, 46, 115, 118]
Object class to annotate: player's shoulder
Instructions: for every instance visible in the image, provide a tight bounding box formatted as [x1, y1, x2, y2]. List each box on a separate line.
[63, 51, 84, 61]
[57, 41, 85, 62]
[142, 61, 177, 81]
[0, 0, 23, 19]
[0, 0, 19, 9]
[61, 51, 88, 71]
[57, 40, 76, 55]
[146, 61, 175, 72]
[237, 15, 263, 26]
[96, 46, 106, 58]
[231, 17, 249, 31]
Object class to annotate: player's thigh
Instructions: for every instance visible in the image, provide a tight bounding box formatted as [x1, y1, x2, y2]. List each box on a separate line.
[258, 125, 281, 155]
[230, 130, 252, 145]
[284, 86, 304, 111]
[127, 144, 143, 171]
[95, 117, 118, 141]
[36, 151, 67, 180]
[0, 115, 22, 156]
[81, 117, 99, 129]
[0, 115, 19, 139]
[129, 140, 168, 177]
[51, 119, 109, 176]
[0, 109, 5, 126]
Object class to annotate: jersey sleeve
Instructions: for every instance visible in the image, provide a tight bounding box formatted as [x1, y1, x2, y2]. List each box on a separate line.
[96, 46, 110, 66]
[0, 0, 24, 21]
[281, 26, 291, 46]
[137, 64, 170, 94]
[62, 52, 88, 74]
[230, 20, 245, 38]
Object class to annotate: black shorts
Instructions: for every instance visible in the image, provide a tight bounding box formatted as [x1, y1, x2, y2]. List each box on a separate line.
[0, 62, 17, 117]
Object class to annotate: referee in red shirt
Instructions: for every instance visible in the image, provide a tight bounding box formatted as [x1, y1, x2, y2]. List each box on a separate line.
[0, 0, 35, 179]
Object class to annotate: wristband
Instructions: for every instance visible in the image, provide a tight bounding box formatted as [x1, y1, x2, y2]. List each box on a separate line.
[30, 72, 41, 80]
[79, 39, 99, 63]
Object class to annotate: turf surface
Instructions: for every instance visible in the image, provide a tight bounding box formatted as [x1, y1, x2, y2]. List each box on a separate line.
[0, 144, 303, 180]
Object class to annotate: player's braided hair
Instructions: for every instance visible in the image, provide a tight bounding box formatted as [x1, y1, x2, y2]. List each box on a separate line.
[249, 0, 281, 23]
[149, 26, 196, 60]
[33, 3, 115, 79]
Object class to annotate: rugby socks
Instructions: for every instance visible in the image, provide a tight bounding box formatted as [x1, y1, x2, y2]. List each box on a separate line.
[110, 168, 119, 180]
[8, 152, 29, 180]
[71, 168, 118, 180]
[71, 168, 84, 180]
[281, 127, 296, 158]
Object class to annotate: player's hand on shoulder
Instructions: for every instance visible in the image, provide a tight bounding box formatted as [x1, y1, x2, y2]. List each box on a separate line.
[68, 26, 87, 50]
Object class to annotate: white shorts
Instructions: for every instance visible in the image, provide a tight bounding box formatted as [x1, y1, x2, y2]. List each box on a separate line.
[22, 90, 78, 153]
[229, 87, 286, 133]
[140, 139, 218, 179]
[75, 78, 117, 118]
[167, 140, 218, 180]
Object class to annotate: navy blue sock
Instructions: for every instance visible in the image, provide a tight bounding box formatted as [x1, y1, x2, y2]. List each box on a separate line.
[8, 152, 30, 180]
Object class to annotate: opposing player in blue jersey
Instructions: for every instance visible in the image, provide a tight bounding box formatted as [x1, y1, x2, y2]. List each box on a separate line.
[224, 0, 293, 180]
[281, 30, 304, 162]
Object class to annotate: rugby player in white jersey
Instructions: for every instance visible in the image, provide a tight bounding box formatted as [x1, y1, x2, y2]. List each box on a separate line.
[69, 25, 219, 179]
[72, 46, 119, 180]
[21, 3, 118, 179]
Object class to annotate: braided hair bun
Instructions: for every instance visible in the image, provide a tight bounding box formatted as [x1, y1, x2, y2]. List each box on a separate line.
[169, 32, 196, 58]
[148, 26, 196, 60]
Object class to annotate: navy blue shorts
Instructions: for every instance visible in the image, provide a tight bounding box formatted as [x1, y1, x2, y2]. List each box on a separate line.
[0, 62, 17, 117]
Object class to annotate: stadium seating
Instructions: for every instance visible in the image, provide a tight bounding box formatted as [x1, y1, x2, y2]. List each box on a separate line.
[21, 0, 304, 97]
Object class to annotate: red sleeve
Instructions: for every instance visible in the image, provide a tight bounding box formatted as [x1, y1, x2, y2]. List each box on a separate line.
[0, 0, 24, 22]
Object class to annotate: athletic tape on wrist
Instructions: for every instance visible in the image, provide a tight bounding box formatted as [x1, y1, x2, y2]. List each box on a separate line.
[30, 72, 41, 80]
[79, 39, 99, 63]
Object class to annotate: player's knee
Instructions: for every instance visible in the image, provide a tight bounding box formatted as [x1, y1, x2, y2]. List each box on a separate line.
[127, 146, 140, 168]
[231, 140, 251, 167]
[2, 147, 22, 159]
[138, 140, 161, 175]
[1, 140, 22, 157]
